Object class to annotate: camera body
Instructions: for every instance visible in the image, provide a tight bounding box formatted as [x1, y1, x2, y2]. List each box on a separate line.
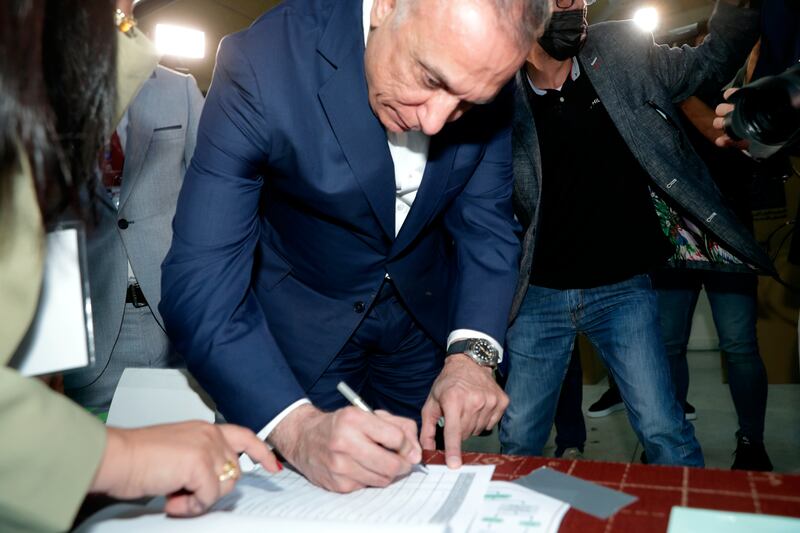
[724, 63, 800, 160]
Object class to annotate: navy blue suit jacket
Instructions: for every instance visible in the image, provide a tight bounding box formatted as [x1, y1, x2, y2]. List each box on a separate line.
[160, 0, 520, 431]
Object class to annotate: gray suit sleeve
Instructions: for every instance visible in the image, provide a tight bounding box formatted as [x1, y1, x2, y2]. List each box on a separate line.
[646, 1, 760, 103]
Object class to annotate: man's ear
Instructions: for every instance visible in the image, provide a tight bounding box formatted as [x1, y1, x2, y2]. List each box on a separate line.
[371, 0, 397, 29]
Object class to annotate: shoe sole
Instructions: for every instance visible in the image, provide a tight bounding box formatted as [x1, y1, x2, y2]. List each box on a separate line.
[586, 403, 625, 418]
[685, 412, 697, 421]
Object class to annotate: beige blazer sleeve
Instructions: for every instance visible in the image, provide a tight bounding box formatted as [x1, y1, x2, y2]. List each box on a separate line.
[0, 157, 107, 532]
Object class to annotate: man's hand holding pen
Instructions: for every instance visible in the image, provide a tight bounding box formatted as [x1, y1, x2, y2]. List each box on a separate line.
[268, 402, 422, 493]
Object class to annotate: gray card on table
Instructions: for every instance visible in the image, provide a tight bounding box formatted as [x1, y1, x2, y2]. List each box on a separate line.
[512, 467, 637, 519]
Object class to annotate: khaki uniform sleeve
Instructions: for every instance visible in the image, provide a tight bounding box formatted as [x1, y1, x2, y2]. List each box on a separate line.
[0, 155, 106, 532]
[0, 370, 107, 533]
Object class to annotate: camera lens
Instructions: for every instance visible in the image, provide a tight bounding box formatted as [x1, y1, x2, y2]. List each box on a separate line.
[723, 64, 800, 147]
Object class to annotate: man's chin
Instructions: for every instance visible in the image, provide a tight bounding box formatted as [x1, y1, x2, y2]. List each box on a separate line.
[383, 123, 405, 133]
[378, 115, 408, 134]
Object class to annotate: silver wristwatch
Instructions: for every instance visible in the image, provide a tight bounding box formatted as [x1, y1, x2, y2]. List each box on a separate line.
[446, 338, 499, 368]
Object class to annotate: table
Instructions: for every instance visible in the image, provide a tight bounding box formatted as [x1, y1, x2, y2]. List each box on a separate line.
[424, 451, 800, 532]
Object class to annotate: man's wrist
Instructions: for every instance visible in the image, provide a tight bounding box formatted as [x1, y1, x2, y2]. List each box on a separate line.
[447, 330, 503, 363]
[267, 403, 322, 460]
[257, 398, 312, 442]
[91, 427, 134, 497]
[446, 338, 499, 368]
[445, 352, 495, 375]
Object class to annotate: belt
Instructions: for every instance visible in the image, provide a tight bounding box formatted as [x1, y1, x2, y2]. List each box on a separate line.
[125, 283, 148, 308]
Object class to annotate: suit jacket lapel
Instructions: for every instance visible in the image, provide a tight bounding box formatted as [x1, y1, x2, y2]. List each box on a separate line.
[118, 72, 156, 211]
[580, 41, 631, 143]
[317, 0, 396, 241]
[512, 72, 541, 226]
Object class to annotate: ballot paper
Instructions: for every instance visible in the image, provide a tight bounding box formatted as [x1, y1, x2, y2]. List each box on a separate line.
[77, 465, 494, 533]
[467, 481, 569, 533]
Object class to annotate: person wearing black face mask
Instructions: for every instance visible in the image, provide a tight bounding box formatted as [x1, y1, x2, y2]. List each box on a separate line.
[537, 2, 589, 61]
[499, 0, 776, 466]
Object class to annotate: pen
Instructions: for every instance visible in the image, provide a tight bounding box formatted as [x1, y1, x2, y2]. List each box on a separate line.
[336, 381, 429, 474]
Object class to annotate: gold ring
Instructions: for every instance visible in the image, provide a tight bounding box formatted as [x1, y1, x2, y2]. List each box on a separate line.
[218, 459, 240, 483]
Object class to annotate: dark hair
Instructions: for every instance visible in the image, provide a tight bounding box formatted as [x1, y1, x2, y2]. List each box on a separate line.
[0, 0, 117, 224]
[0, 0, 52, 217]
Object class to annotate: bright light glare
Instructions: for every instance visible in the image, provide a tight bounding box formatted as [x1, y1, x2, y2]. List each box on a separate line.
[633, 7, 659, 33]
[155, 24, 205, 59]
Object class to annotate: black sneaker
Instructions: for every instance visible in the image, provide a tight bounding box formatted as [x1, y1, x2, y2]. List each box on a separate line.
[731, 436, 773, 471]
[587, 387, 625, 418]
[684, 402, 697, 421]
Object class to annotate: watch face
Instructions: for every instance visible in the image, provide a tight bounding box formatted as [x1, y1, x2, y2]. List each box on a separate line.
[469, 339, 498, 365]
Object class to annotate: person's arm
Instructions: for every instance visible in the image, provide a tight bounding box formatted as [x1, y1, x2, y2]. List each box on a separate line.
[0, 368, 106, 532]
[160, 36, 420, 493]
[160, 35, 306, 431]
[91, 422, 279, 517]
[680, 96, 722, 145]
[419, 88, 519, 468]
[0, 368, 281, 531]
[647, 0, 760, 103]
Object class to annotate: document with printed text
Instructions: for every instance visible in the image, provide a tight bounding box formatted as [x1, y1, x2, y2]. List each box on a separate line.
[77, 465, 494, 533]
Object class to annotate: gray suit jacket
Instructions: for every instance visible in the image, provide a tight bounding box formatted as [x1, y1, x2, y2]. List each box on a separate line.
[509, 2, 773, 320]
[66, 66, 203, 389]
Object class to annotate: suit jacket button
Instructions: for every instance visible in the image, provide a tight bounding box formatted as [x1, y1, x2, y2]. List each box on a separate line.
[353, 301, 366, 314]
[117, 219, 129, 230]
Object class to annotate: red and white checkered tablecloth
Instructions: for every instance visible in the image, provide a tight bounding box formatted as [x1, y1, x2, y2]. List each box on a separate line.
[424, 451, 800, 532]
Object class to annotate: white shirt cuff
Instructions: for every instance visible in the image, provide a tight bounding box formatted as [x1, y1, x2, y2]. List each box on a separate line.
[256, 397, 312, 442]
[239, 398, 312, 473]
[447, 329, 504, 364]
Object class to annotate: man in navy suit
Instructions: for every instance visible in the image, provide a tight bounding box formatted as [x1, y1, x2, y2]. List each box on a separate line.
[161, 0, 549, 492]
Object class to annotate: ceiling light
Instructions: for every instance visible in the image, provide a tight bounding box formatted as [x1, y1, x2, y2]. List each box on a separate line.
[155, 24, 205, 59]
[633, 7, 659, 33]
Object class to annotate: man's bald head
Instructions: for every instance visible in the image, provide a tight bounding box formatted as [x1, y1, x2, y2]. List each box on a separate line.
[394, 0, 551, 50]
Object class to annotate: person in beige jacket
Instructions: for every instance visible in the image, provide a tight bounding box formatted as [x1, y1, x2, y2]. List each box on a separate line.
[0, 2, 279, 531]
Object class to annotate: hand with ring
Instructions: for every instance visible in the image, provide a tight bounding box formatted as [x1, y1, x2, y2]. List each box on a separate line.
[90, 421, 281, 517]
[217, 459, 240, 483]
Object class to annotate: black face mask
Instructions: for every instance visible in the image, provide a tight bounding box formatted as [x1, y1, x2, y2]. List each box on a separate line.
[538, 9, 588, 61]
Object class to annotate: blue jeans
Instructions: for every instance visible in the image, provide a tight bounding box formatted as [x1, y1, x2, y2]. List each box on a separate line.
[553, 348, 586, 455]
[500, 275, 704, 466]
[653, 270, 767, 442]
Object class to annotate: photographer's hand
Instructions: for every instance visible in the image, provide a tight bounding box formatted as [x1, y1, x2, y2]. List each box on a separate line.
[714, 88, 751, 150]
[680, 96, 723, 145]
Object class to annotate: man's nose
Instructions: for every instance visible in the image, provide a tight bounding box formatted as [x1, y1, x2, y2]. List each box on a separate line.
[417, 94, 463, 136]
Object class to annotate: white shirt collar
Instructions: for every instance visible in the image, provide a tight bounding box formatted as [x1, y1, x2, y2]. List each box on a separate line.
[363, 0, 372, 47]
